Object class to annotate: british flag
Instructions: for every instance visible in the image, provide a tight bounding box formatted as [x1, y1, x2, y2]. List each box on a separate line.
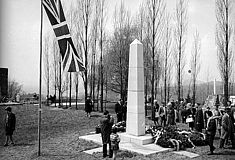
[42, 0, 85, 72]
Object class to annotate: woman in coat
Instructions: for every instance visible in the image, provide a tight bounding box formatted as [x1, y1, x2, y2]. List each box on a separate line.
[195, 103, 204, 132]
[166, 102, 175, 126]
[85, 98, 93, 117]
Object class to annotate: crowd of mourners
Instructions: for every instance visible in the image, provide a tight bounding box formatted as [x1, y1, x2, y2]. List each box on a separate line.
[152, 99, 235, 155]
[96, 97, 235, 156]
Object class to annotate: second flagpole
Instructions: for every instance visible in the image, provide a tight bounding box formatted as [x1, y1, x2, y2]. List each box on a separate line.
[38, 0, 43, 157]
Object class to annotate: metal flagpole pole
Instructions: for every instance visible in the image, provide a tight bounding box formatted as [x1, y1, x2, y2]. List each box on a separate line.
[38, 0, 43, 156]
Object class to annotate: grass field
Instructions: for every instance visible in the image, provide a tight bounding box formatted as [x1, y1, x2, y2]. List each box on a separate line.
[0, 103, 235, 160]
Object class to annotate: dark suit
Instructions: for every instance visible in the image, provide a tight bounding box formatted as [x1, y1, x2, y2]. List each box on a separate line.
[85, 99, 93, 113]
[206, 117, 216, 153]
[115, 102, 123, 122]
[204, 110, 212, 129]
[5, 113, 16, 136]
[100, 115, 114, 157]
[195, 109, 204, 132]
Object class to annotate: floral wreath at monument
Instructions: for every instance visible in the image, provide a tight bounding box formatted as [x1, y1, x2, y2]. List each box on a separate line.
[146, 125, 207, 151]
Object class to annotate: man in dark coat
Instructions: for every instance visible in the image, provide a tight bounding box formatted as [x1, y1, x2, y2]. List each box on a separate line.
[122, 101, 127, 122]
[195, 103, 204, 132]
[186, 103, 196, 130]
[115, 99, 123, 122]
[85, 98, 93, 117]
[100, 110, 114, 158]
[181, 105, 187, 123]
[204, 107, 212, 129]
[206, 111, 216, 155]
[4, 107, 16, 146]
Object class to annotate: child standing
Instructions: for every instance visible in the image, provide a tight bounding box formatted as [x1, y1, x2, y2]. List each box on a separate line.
[110, 127, 120, 160]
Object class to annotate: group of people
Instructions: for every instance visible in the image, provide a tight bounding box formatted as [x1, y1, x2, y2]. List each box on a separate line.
[100, 110, 120, 159]
[153, 100, 181, 127]
[153, 99, 235, 155]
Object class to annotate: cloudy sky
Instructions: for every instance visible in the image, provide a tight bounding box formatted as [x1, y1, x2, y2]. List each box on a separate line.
[0, 0, 232, 93]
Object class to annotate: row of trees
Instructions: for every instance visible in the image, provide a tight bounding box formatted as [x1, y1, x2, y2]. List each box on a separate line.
[42, 0, 234, 113]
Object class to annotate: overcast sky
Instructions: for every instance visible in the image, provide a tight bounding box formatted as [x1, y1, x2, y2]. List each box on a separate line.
[0, 0, 233, 93]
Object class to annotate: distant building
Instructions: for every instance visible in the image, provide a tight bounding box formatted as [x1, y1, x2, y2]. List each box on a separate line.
[0, 68, 8, 102]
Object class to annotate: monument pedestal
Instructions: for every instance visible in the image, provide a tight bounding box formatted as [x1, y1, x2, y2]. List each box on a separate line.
[119, 133, 153, 145]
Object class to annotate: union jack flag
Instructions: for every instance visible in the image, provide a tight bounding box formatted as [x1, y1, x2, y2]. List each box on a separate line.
[42, 0, 85, 72]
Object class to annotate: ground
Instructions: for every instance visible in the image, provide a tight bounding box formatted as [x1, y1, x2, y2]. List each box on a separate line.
[0, 103, 235, 160]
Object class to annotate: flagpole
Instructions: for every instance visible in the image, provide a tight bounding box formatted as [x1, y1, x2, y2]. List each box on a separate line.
[38, 0, 43, 156]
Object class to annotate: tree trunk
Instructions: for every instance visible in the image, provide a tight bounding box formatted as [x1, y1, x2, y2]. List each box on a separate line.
[75, 83, 78, 110]
[59, 60, 62, 107]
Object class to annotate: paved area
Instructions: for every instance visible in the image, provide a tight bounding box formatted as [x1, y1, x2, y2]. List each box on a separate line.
[173, 151, 200, 158]
[80, 133, 202, 158]
[79, 133, 172, 156]
[0, 102, 22, 106]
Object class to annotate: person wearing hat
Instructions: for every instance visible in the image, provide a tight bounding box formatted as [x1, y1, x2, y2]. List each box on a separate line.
[153, 100, 160, 126]
[4, 107, 16, 146]
[219, 107, 231, 148]
[100, 110, 114, 158]
[204, 106, 212, 129]
[166, 102, 176, 126]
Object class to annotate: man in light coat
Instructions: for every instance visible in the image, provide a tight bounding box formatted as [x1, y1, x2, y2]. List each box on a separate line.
[219, 107, 231, 148]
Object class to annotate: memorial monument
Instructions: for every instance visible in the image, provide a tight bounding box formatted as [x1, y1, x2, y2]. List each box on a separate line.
[120, 39, 153, 145]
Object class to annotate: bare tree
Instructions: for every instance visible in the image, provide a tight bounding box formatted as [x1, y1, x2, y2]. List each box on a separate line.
[216, 0, 234, 106]
[97, 0, 106, 112]
[135, 2, 146, 42]
[43, 33, 50, 105]
[73, 72, 80, 109]
[190, 30, 201, 106]
[78, 0, 93, 103]
[106, 1, 132, 101]
[51, 38, 60, 106]
[90, 0, 99, 105]
[162, 13, 172, 105]
[174, 0, 188, 102]
[167, 60, 173, 102]
[146, 0, 165, 120]
[8, 79, 23, 101]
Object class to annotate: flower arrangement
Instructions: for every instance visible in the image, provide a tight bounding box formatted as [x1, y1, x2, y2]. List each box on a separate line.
[147, 125, 207, 151]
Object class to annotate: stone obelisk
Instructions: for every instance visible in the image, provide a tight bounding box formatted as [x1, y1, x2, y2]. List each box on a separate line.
[126, 39, 145, 136]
